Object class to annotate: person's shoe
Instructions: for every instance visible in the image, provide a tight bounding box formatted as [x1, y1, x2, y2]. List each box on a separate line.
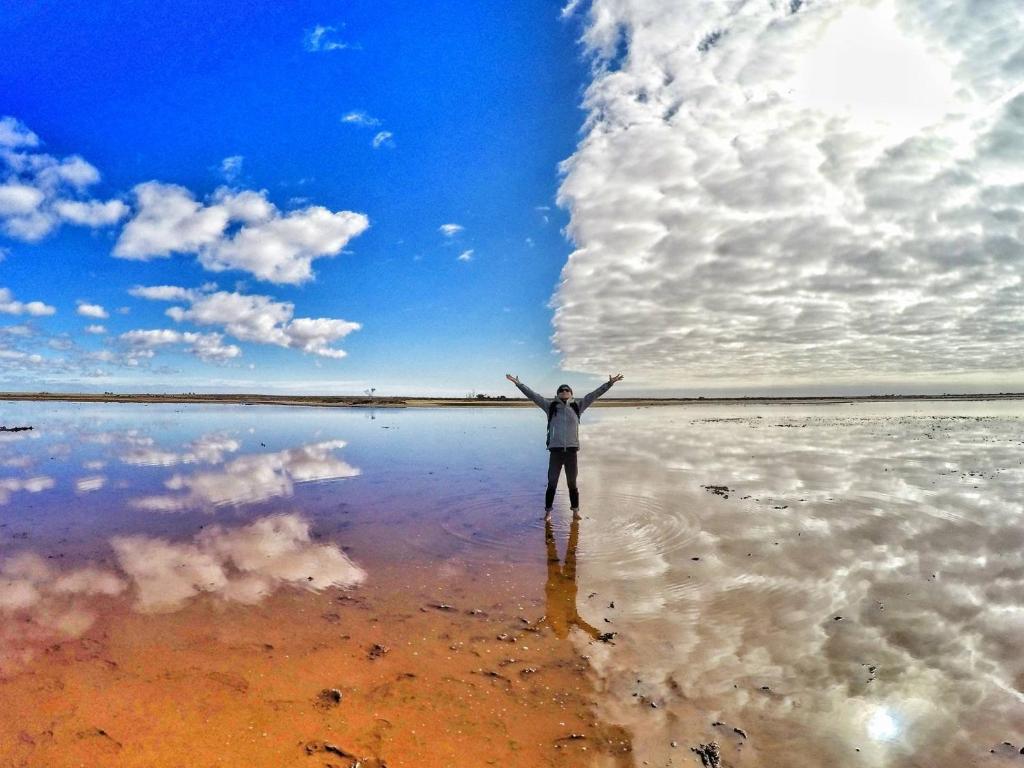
[570, 506, 580, 518]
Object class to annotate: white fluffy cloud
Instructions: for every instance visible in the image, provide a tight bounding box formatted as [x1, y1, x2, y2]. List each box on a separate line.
[457, 249, 474, 262]
[53, 199, 129, 226]
[303, 24, 351, 52]
[76, 301, 108, 319]
[341, 111, 381, 127]
[439, 223, 464, 237]
[133, 285, 361, 359]
[371, 131, 394, 149]
[114, 182, 370, 284]
[0, 117, 39, 149]
[0, 287, 55, 316]
[555, 0, 1024, 390]
[0, 117, 127, 241]
[0, 350, 44, 366]
[219, 154, 243, 182]
[120, 328, 241, 362]
[128, 284, 197, 302]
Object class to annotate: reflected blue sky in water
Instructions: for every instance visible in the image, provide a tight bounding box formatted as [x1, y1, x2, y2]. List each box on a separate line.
[2, 400, 1023, 764]
[0, 402, 547, 664]
[0, 401, 541, 548]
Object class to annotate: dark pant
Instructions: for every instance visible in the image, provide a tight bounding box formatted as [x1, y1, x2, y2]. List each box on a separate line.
[546, 448, 579, 508]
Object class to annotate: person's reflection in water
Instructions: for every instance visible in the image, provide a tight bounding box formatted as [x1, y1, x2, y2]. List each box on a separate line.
[536, 514, 602, 640]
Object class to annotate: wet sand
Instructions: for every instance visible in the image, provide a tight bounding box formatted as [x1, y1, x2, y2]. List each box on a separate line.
[3, 400, 1024, 767]
[2, 554, 630, 768]
[0, 404, 634, 766]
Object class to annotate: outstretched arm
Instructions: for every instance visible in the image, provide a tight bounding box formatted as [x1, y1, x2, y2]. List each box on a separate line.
[506, 373, 550, 411]
[578, 373, 624, 413]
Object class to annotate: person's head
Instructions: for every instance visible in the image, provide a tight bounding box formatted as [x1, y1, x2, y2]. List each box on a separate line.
[556, 384, 573, 401]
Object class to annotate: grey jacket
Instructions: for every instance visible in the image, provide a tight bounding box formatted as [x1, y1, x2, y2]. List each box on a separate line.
[514, 379, 615, 450]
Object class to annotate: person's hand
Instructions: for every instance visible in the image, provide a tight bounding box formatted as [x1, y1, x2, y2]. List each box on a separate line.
[609, 373, 624, 383]
[506, 373, 520, 384]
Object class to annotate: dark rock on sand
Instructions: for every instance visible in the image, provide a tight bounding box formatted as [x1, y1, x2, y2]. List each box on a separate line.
[692, 741, 722, 768]
[303, 740, 389, 766]
[367, 643, 390, 660]
[555, 733, 587, 742]
[315, 688, 343, 709]
[76, 727, 121, 748]
[702, 485, 732, 498]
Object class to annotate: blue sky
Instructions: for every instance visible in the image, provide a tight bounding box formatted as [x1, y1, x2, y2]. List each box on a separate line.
[5, 1, 1024, 397]
[0, 1, 601, 396]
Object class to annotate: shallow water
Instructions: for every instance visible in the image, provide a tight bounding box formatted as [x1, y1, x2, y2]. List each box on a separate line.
[1, 400, 1023, 766]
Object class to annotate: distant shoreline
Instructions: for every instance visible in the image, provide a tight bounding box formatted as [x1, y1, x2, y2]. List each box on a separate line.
[2, 391, 1024, 409]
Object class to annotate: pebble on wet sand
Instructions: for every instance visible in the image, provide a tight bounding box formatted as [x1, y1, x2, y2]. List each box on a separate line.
[367, 643, 390, 660]
[315, 688, 343, 709]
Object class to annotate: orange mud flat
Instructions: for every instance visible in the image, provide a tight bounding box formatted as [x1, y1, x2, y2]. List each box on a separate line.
[0, 559, 632, 768]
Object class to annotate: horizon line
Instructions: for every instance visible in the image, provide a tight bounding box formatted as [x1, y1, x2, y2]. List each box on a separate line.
[3, 390, 1024, 408]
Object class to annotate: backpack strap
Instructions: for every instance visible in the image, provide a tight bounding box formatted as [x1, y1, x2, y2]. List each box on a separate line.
[547, 400, 581, 422]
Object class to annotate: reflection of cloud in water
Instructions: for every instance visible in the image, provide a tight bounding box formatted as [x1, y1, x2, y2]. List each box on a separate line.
[0, 475, 54, 504]
[111, 513, 366, 612]
[0, 553, 126, 674]
[131, 440, 359, 511]
[118, 432, 241, 467]
[75, 475, 106, 493]
[573, 407, 1024, 766]
[1, 514, 363, 672]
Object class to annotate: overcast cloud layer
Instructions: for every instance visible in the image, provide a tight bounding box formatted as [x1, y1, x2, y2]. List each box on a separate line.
[556, 0, 1024, 390]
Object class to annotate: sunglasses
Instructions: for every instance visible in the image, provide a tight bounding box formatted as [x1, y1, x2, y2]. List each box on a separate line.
[557, 388, 572, 393]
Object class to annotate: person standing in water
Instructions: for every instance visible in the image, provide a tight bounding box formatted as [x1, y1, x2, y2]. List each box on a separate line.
[505, 372, 624, 515]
